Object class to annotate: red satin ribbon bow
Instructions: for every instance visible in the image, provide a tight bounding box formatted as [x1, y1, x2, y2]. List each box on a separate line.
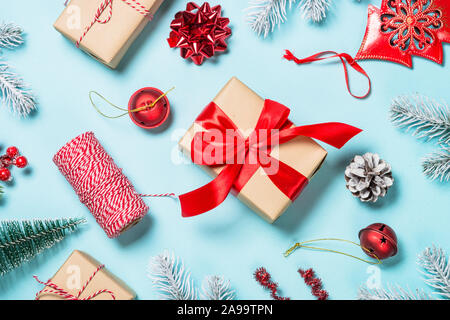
[167, 2, 232, 65]
[180, 100, 362, 217]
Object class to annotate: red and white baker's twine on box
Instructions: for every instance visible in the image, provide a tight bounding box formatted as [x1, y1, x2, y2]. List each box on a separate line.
[53, 132, 174, 238]
[72, 0, 154, 47]
[34, 265, 116, 300]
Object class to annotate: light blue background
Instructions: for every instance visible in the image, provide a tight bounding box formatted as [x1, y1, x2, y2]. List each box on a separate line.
[0, 0, 449, 300]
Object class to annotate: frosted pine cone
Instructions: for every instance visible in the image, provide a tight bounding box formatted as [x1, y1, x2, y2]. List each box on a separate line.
[345, 153, 394, 203]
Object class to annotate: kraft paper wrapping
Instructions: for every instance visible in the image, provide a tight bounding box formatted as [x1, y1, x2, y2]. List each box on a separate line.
[36, 250, 136, 300]
[54, 0, 164, 69]
[179, 77, 328, 223]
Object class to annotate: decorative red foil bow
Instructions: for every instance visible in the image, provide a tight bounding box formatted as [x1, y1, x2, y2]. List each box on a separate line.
[167, 2, 232, 65]
[179, 100, 362, 217]
[284, 0, 450, 98]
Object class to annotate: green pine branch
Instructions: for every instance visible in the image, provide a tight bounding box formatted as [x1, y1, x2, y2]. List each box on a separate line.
[0, 217, 86, 276]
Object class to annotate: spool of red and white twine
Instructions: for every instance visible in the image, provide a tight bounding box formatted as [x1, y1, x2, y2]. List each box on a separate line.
[53, 132, 173, 238]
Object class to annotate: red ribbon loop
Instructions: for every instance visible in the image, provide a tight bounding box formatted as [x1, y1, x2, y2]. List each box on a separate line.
[283, 50, 372, 99]
[179, 100, 362, 218]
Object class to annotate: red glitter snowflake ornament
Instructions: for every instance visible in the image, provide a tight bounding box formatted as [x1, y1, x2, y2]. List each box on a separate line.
[284, 0, 450, 99]
[167, 2, 232, 65]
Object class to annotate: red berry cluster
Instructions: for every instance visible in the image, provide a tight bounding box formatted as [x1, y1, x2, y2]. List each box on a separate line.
[254, 267, 290, 301]
[0, 146, 28, 182]
[298, 268, 329, 300]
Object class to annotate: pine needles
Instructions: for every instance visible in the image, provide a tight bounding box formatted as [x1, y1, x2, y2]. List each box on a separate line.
[0, 217, 86, 276]
[148, 251, 197, 300]
[0, 23, 24, 49]
[148, 251, 235, 300]
[247, 0, 336, 38]
[418, 246, 450, 299]
[422, 147, 450, 182]
[300, 0, 331, 23]
[358, 285, 431, 300]
[391, 95, 450, 144]
[201, 275, 235, 300]
[247, 0, 295, 38]
[0, 61, 37, 117]
[358, 246, 450, 300]
[390, 95, 450, 182]
[0, 22, 37, 117]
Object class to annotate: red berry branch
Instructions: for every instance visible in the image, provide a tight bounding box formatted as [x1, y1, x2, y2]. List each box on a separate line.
[254, 267, 290, 300]
[0, 146, 28, 182]
[298, 268, 329, 300]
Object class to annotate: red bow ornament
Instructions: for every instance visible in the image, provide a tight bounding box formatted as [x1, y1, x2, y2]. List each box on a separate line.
[167, 2, 232, 65]
[179, 99, 362, 218]
[284, 0, 450, 98]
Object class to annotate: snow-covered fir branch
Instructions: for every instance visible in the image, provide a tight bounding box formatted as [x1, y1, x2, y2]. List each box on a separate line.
[0, 60, 37, 117]
[357, 284, 432, 300]
[358, 246, 450, 300]
[247, 0, 296, 38]
[418, 246, 450, 298]
[201, 275, 235, 300]
[148, 251, 197, 300]
[422, 147, 450, 182]
[300, 0, 331, 23]
[0, 23, 23, 49]
[390, 95, 450, 145]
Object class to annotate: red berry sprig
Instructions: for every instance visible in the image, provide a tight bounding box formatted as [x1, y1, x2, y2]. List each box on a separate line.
[254, 267, 290, 301]
[0, 146, 28, 182]
[298, 268, 329, 300]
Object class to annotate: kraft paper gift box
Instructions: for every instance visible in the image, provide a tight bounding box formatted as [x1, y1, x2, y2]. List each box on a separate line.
[54, 0, 164, 69]
[36, 250, 135, 300]
[178, 77, 328, 223]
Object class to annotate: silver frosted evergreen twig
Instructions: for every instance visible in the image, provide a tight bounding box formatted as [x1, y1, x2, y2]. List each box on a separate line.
[390, 95, 450, 145]
[357, 284, 432, 300]
[0, 60, 37, 117]
[0, 23, 23, 49]
[247, 0, 296, 38]
[422, 147, 450, 182]
[148, 251, 197, 300]
[201, 275, 235, 300]
[299, 0, 331, 23]
[418, 246, 450, 298]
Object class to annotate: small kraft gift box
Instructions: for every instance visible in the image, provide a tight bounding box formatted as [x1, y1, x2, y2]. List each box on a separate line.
[35, 250, 135, 300]
[54, 0, 164, 69]
[178, 77, 361, 223]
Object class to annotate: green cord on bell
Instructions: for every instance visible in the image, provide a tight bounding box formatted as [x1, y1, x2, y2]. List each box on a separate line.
[284, 224, 399, 264]
[89, 87, 175, 129]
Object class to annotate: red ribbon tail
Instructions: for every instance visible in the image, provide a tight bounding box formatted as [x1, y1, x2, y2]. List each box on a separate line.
[283, 50, 371, 99]
[179, 164, 242, 217]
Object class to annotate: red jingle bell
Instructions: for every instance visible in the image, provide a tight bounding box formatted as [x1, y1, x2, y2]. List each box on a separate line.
[128, 87, 170, 129]
[359, 223, 398, 260]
